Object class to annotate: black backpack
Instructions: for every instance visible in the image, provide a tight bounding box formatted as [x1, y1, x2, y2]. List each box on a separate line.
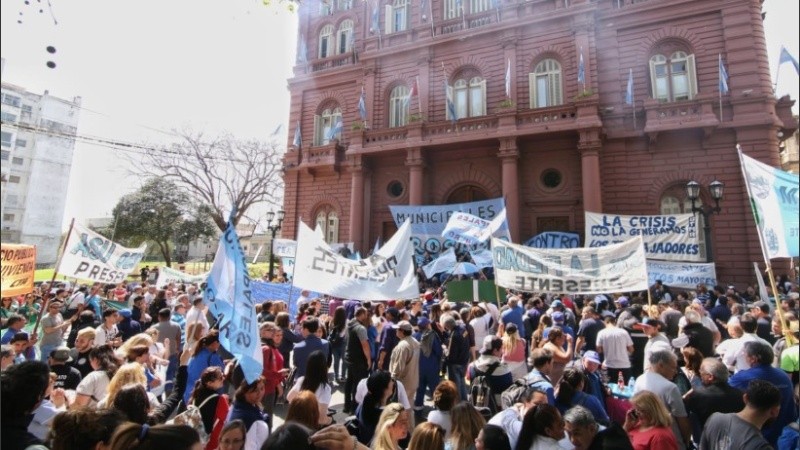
[500, 378, 530, 409]
[469, 362, 500, 414]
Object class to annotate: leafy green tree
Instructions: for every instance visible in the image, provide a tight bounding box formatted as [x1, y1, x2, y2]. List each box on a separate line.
[112, 178, 216, 267]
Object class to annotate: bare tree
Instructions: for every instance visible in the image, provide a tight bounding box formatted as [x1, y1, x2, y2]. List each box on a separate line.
[133, 129, 285, 231]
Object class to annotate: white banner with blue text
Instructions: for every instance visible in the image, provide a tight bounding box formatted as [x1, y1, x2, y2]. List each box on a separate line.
[645, 260, 717, 289]
[57, 223, 147, 284]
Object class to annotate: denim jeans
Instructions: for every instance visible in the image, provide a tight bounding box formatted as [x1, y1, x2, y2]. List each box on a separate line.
[332, 343, 346, 380]
[447, 364, 468, 401]
[415, 367, 441, 407]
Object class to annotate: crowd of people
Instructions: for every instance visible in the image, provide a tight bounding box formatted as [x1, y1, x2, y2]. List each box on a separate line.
[1, 273, 799, 450]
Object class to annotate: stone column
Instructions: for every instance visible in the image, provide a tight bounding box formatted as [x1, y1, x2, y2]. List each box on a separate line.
[406, 147, 425, 205]
[349, 156, 366, 251]
[578, 128, 603, 213]
[498, 138, 520, 242]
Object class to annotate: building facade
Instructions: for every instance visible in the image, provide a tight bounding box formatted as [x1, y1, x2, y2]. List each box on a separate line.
[1, 80, 82, 266]
[282, 0, 797, 285]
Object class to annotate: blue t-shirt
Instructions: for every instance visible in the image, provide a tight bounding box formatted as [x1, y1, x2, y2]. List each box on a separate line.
[729, 364, 798, 447]
[557, 391, 609, 424]
[501, 305, 526, 338]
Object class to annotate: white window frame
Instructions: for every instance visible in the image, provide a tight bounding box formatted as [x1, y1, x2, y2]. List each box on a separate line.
[453, 76, 486, 118]
[649, 51, 697, 102]
[385, 0, 408, 33]
[314, 106, 342, 145]
[389, 85, 410, 128]
[470, 0, 491, 13]
[529, 59, 563, 109]
[444, 0, 461, 20]
[316, 210, 340, 243]
[319, 25, 334, 59]
[337, 20, 354, 54]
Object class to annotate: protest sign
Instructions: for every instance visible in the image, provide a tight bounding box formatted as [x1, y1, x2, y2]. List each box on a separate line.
[492, 236, 648, 294]
[203, 214, 262, 384]
[645, 260, 717, 289]
[293, 220, 419, 300]
[524, 232, 581, 249]
[390, 197, 510, 261]
[739, 149, 800, 259]
[1, 243, 36, 297]
[272, 239, 297, 258]
[585, 212, 703, 262]
[156, 266, 208, 287]
[446, 280, 500, 302]
[58, 223, 147, 283]
[281, 257, 295, 278]
[250, 280, 319, 318]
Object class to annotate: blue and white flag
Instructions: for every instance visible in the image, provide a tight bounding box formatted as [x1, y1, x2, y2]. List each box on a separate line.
[358, 87, 368, 120]
[298, 35, 308, 63]
[371, 1, 380, 34]
[625, 68, 634, 105]
[719, 54, 729, 94]
[505, 59, 512, 98]
[326, 117, 343, 141]
[445, 80, 457, 122]
[577, 48, 585, 87]
[293, 120, 302, 147]
[779, 46, 799, 74]
[469, 249, 494, 269]
[422, 247, 457, 278]
[738, 147, 800, 259]
[204, 212, 263, 384]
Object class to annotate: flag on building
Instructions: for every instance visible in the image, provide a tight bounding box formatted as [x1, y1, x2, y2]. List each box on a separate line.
[326, 117, 343, 141]
[719, 54, 729, 94]
[625, 68, 634, 105]
[204, 211, 263, 384]
[779, 46, 799, 74]
[445, 80, 457, 122]
[293, 120, 302, 147]
[404, 78, 418, 109]
[371, 1, 380, 34]
[298, 35, 308, 63]
[577, 49, 585, 87]
[358, 87, 367, 120]
[505, 59, 512, 98]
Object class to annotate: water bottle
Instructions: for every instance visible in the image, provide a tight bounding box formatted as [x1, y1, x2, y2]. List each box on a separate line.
[617, 372, 625, 391]
[627, 376, 636, 394]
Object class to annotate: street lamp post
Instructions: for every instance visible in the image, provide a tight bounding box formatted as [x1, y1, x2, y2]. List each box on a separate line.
[686, 179, 724, 262]
[266, 209, 285, 281]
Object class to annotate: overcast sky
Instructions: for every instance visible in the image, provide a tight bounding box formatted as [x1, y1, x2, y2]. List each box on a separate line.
[0, 0, 797, 233]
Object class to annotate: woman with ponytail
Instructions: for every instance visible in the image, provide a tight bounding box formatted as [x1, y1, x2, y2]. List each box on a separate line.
[185, 331, 225, 405]
[514, 404, 566, 450]
[188, 366, 229, 450]
[108, 422, 201, 450]
[356, 371, 395, 445]
[553, 368, 609, 425]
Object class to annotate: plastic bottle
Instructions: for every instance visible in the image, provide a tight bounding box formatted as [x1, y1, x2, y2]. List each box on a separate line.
[627, 376, 636, 394]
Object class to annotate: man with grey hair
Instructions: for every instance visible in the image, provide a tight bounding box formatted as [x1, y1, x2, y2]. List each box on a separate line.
[633, 349, 693, 450]
[683, 357, 745, 442]
[442, 314, 470, 401]
[563, 405, 633, 450]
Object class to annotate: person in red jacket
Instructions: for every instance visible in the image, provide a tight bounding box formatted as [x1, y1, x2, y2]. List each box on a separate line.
[260, 322, 288, 430]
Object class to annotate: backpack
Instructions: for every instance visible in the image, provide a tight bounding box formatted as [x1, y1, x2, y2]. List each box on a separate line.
[469, 362, 500, 414]
[500, 378, 530, 409]
[168, 393, 218, 444]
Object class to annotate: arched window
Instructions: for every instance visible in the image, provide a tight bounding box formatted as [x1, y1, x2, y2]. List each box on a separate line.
[529, 59, 563, 108]
[660, 192, 706, 259]
[444, 0, 461, 20]
[319, 25, 334, 59]
[337, 20, 354, 54]
[389, 85, 410, 128]
[386, 0, 408, 33]
[452, 76, 486, 119]
[314, 106, 342, 145]
[649, 51, 697, 102]
[470, 0, 491, 14]
[316, 209, 340, 243]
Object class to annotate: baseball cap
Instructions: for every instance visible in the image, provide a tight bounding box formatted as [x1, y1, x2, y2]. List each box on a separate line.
[617, 297, 629, 307]
[583, 350, 602, 365]
[386, 307, 400, 319]
[417, 317, 431, 328]
[505, 323, 518, 334]
[50, 347, 73, 362]
[551, 300, 564, 309]
[552, 311, 565, 323]
[118, 309, 132, 319]
[481, 335, 502, 354]
[397, 320, 413, 332]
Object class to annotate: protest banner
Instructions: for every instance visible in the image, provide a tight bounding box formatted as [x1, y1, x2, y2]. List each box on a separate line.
[524, 232, 581, 249]
[422, 247, 457, 278]
[1, 243, 36, 297]
[390, 197, 510, 262]
[203, 213, 262, 384]
[57, 223, 147, 284]
[739, 149, 799, 259]
[645, 260, 717, 289]
[281, 257, 295, 278]
[492, 236, 648, 294]
[293, 220, 419, 300]
[469, 249, 494, 269]
[272, 238, 297, 258]
[156, 266, 208, 288]
[447, 279, 500, 302]
[250, 280, 319, 318]
[442, 208, 507, 246]
[584, 211, 703, 262]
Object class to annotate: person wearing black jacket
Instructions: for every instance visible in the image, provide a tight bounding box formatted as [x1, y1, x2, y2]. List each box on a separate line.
[443, 315, 470, 401]
[683, 357, 745, 443]
[563, 405, 633, 450]
[673, 310, 715, 358]
[0, 361, 52, 450]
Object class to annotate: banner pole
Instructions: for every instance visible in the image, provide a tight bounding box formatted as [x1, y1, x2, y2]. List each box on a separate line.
[31, 218, 75, 337]
[765, 264, 795, 346]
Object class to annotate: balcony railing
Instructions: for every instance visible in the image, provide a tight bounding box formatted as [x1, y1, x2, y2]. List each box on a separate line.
[642, 95, 719, 137]
[516, 104, 578, 127]
[299, 143, 340, 167]
[311, 52, 356, 73]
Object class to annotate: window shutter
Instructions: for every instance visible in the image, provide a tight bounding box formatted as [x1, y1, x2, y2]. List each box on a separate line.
[649, 58, 659, 100]
[385, 4, 394, 34]
[479, 79, 487, 116]
[313, 115, 321, 146]
[446, 84, 454, 120]
[529, 72, 537, 109]
[686, 53, 698, 99]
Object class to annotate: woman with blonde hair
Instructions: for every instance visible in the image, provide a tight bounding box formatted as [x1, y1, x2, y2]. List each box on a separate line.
[531, 315, 552, 351]
[99, 362, 160, 409]
[500, 323, 527, 380]
[372, 402, 410, 450]
[408, 422, 446, 450]
[446, 401, 486, 450]
[117, 333, 154, 359]
[623, 391, 678, 450]
[542, 327, 573, 386]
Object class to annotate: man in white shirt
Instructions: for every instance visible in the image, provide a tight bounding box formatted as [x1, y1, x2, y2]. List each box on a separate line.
[94, 309, 121, 347]
[185, 297, 210, 344]
[721, 313, 770, 373]
[634, 317, 671, 372]
[595, 316, 634, 382]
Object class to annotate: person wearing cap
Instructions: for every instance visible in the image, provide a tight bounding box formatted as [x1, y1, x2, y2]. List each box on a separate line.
[673, 310, 715, 360]
[116, 308, 142, 342]
[48, 346, 82, 390]
[567, 350, 606, 408]
[548, 299, 577, 331]
[544, 311, 575, 344]
[467, 335, 513, 408]
[390, 320, 421, 414]
[39, 300, 75, 363]
[413, 316, 442, 413]
[749, 301, 775, 344]
[595, 316, 634, 383]
[612, 296, 630, 319]
[682, 357, 745, 442]
[635, 318, 671, 373]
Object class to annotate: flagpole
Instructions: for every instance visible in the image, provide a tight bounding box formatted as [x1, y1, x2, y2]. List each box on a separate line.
[719, 54, 723, 122]
[31, 218, 75, 338]
[416, 76, 422, 117]
[632, 70, 637, 130]
[429, 0, 435, 37]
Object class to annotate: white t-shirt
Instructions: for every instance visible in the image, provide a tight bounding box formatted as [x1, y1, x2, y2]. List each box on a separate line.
[427, 410, 452, 437]
[288, 376, 332, 406]
[185, 307, 210, 335]
[75, 371, 111, 407]
[94, 324, 119, 346]
[470, 315, 492, 351]
[721, 333, 770, 373]
[355, 378, 411, 410]
[596, 326, 633, 368]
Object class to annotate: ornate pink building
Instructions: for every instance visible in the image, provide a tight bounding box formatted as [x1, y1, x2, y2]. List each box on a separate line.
[282, 0, 796, 284]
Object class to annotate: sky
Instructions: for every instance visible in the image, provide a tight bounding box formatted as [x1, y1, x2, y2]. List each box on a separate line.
[0, 0, 797, 233]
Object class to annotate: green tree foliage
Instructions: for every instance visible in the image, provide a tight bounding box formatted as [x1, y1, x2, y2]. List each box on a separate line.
[112, 178, 216, 267]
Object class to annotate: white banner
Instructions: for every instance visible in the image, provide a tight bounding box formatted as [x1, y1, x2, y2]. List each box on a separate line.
[645, 260, 717, 289]
[492, 236, 649, 294]
[293, 220, 419, 300]
[58, 223, 147, 284]
[156, 266, 208, 287]
[281, 257, 295, 278]
[422, 247, 457, 278]
[585, 211, 703, 262]
[469, 249, 494, 269]
[272, 239, 297, 258]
